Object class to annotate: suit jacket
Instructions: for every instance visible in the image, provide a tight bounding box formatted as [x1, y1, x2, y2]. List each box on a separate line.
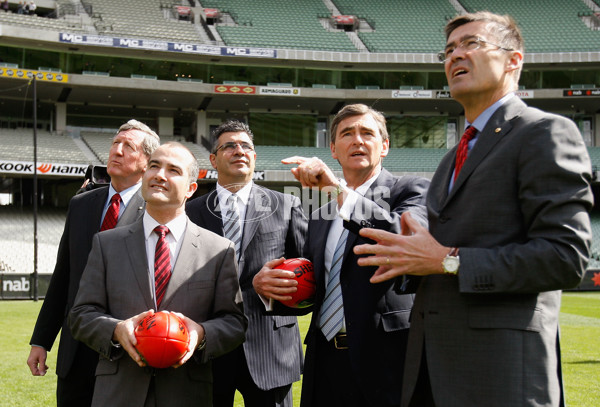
[186, 184, 308, 390]
[300, 169, 429, 407]
[69, 217, 247, 407]
[402, 97, 593, 407]
[29, 186, 145, 378]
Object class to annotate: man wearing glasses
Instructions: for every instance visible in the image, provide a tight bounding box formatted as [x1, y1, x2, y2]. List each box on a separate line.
[186, 120, 307, 407]
[353, 11, 592, 407]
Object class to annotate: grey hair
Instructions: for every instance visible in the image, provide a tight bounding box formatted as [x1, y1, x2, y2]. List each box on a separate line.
[117, 119, 160, 157]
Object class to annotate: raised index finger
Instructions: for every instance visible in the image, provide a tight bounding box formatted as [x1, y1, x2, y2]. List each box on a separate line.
[281, 156, 308, 165]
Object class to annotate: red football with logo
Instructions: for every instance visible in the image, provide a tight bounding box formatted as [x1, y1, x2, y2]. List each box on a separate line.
[276, 258, 316, 308]
[134, 311, 190, 369]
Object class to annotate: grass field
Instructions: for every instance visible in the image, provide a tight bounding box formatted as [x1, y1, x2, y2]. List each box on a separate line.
[1, 293, 598, 407]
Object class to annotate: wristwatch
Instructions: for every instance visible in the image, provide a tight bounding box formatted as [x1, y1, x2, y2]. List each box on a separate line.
[442, 247, 460, 275]
[197, 336, 206, 351]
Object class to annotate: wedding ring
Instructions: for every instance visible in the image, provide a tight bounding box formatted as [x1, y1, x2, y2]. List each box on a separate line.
[386, 257, 390, 265]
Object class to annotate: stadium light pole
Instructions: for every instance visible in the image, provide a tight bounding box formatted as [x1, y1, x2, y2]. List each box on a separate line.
[32, 76, 39, 301]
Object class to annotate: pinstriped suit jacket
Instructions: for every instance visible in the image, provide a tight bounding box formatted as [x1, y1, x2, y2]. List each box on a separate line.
[30, 186, 145, 378]
[186, 184, 308, 390]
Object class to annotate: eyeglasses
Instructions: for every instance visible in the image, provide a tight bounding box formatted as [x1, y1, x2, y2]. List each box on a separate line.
[214, 141, 255, 154]
[438, 36, 513, 63]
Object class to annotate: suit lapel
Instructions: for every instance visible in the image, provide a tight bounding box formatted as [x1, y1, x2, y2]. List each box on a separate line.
[239, 185, 263, 260]
[123, 220, 154, 310]
[314, 201, 337, 287]
[343, 169, 393, 254]
[444, 97, 523, 206]
[117, 189, 145, 226]
[200, 191, 224, 235]
[90, 188, 109, 231]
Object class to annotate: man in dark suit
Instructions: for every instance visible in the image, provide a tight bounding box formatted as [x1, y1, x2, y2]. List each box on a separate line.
[186, 120, 307, 407]
[69, 142, 247, 407]
[354, 12, 593, 407]
[27, 119, 160, 406]
[254, 104, 430, 407]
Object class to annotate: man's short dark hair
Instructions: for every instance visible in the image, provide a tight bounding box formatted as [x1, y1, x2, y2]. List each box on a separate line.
[330, 104, 388, 144]
[444, 11, 524, 53]
[210, 120, 254, 154]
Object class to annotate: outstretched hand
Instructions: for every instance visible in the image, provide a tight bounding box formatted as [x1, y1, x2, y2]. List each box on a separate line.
[281, 156, 338, 190]
[354, 212, 449, 283]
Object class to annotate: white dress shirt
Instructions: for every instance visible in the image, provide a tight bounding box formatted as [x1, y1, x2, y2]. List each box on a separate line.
[143, 211, 187, 308]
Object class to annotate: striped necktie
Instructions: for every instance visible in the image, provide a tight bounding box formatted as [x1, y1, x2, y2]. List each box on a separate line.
[154, 225, 171, 307]
[223, 194, 242, 261]
[319, 228, 349, 341]
[100, 193, 120, 231]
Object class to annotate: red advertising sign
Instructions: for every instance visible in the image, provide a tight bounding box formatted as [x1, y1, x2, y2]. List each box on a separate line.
[334, 15, 356, 25]
[204, 8, 220, 18]
[214, 85, 256, 94]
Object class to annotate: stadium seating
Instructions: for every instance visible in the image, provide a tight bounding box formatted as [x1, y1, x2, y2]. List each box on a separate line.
[80, 0, 203, 42]
[0, 206, 65, 274]
[589, 213, 600, 268]
[254, 146, 342, 171]
[0, 129, 89, 164]
[0, 10, 87, 33]
[333, 0, 455, 53]
[460, 0, 600, 52]
[253, 146, 446, 173]
[202, 0, 357, 52]
[81, 132, 212, 168]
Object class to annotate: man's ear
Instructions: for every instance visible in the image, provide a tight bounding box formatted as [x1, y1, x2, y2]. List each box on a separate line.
[186, 182, 198, 199]
[209, 154, 217, 169]
[381, 138, 389, 158]
[506, 49, 523, 74]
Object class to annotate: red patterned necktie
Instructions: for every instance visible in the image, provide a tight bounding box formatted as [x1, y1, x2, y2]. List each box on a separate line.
[454, 126, 478, 181]
[100, 193, 121, 231]
[154, 225, 171, 307]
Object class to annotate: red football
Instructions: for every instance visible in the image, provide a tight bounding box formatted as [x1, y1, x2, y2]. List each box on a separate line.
[134, 311, 190, 369]
[275, 258, 316, 308]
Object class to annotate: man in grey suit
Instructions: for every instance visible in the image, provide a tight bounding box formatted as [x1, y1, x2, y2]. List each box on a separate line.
[69, 142, 247, 407]
[186, 120, 307, 407]
[354, 12, 593, 407]
[27, 119, 160, 406]
[255, 104, 429, 407]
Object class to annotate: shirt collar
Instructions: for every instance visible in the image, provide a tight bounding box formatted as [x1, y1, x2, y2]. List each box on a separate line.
[345, 166, 382, 197]
[216, 181, 253, 207]
[108, 182, 141, 207]
[468, 92, 515, 132]
[143, 211, 187, 242]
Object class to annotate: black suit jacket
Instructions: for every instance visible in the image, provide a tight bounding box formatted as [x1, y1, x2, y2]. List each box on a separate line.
[29, 186, 145, 378]
[299, 169, 429, 407]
